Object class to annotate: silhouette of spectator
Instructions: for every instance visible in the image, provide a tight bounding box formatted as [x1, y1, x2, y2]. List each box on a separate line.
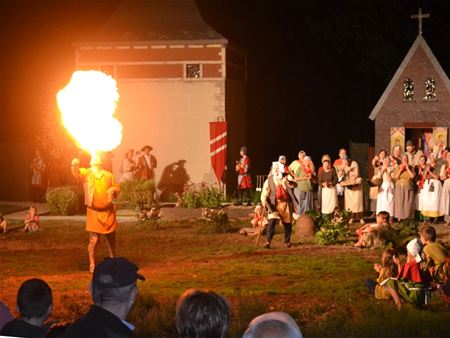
[176, 289, 231, 338]
[0, 278, 53, 338]
[0, 301, 13, 330]
[243, 312, 303, 338]
[63, 257, 144, 338]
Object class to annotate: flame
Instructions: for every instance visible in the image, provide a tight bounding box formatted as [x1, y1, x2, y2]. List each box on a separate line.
[57, 70, 122, 156]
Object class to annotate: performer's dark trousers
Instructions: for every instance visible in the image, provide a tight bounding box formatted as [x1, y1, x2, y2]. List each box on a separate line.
[237, 188, 251, 204]
[266, 218, 292, 244]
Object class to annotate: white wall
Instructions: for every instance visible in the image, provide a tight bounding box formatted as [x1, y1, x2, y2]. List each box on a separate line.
[112, 79, 225, 186]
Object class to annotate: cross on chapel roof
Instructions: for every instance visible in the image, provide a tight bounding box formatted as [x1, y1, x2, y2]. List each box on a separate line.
[411, 8, 430, 36]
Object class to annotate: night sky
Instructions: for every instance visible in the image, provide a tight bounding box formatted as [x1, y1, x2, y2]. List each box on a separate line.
[1, 0, 450, 175]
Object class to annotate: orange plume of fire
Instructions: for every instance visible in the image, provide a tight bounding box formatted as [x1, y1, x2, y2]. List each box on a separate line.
[57, 70, 123, 157]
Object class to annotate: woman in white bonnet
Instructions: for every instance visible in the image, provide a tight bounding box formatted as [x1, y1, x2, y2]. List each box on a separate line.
[385, 238, 429, 309]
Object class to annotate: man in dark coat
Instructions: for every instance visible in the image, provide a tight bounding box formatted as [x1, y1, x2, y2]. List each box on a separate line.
[63, 257, 145, 338]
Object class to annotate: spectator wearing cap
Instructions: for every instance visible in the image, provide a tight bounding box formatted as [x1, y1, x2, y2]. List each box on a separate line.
[63, 257, 145, 338]
[385, 238, 430, 309]
[0, 278, 52, 338]
[176, 289, 231, 338]
[405, 140, 423, 167]
[243, 311, 303, 338]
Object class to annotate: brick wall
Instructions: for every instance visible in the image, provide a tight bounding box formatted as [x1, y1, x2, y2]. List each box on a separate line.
[374, 43, 450, 152]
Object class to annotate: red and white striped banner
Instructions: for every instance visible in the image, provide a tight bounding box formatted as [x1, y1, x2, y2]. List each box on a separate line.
[209, 121, 227, 183]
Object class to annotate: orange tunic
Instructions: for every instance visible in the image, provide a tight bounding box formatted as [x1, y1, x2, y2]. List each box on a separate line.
[79, 168, 118, 234]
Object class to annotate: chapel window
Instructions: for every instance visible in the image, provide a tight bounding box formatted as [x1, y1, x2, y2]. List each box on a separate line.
[423, 77, 436, 101]
[403, 78, 414, 101]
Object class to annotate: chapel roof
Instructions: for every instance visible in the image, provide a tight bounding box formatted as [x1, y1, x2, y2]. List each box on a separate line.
[368, 34, 450, 120]
[76, 0, 226, 45]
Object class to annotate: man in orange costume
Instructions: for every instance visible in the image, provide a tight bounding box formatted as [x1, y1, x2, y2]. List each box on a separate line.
[71, 153, 120, 273]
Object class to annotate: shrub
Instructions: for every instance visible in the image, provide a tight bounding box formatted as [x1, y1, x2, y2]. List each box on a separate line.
[314, 210, 351, 245]
[118, 179, 157, 210]
[46, 186, 82, 215]
[179, 183, 223, 209]
[380, 219, 419, 250]
[199, 208, 230, 233]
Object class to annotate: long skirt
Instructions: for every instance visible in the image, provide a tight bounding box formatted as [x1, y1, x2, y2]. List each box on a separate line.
[422, 179, 442, 218]
[344, 184, 364, 213]
[294, 189, 314, 215]
[394, 184, 414, 219]
[376, 180, 394, 216]
[439, 179, 450, 222]
[321, 186, 337, 214]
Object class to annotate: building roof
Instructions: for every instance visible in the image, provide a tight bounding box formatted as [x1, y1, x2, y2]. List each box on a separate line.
[368, 34, 450, 120]
[77, 0, 227, 45]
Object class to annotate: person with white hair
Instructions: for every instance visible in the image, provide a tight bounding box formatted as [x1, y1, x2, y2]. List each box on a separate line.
[261, 162, 298, 249]
[243, 312, 303, 338]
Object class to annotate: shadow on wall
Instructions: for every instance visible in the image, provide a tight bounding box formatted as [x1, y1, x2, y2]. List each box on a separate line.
[157, 160, 190, 202]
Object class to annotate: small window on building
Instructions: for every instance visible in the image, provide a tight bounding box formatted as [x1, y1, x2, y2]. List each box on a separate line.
[186, 64, 201, 78]
[403, 77, 414, 101]
[423, 77, 436, 101]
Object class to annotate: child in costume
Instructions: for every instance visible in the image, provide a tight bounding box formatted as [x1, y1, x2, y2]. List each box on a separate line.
[355, 211, 390, 248]
[24, 206, 40, 232]
[0, 213, 7, 234]
[239, 204, 268, 236]
[365, 248, 398, 300]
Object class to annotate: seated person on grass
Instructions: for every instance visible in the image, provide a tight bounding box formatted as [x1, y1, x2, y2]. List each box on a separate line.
[0, 278, 53, 338]
[364, 248, 398, 300]
[355, 211, 390, 248]
[24, 206, 40, 232]
[239, 204, 268, 236]
[385, 238, 430, 310]
[419, 226, 449, 283]
[0, 213, 7, 233]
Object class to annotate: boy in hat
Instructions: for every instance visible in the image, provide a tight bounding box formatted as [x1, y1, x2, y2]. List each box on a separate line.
[63, 257, 145, 338]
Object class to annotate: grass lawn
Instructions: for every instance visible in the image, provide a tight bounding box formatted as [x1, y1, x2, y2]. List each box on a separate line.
[0, 218, 449, 337]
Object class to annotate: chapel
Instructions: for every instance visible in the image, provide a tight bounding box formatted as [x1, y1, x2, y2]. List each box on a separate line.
[369, 9, 450, 155]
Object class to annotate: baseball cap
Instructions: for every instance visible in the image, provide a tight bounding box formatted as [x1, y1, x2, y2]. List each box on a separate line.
[93, 257, 145, 288]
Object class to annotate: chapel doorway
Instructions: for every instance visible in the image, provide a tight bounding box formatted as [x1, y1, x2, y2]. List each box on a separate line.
[405, 127, 432, 152]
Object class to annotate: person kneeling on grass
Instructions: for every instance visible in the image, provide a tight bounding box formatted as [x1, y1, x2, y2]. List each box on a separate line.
[355, 211, 390, 248]
[364, 248, 398, 300]
[0, 278, 53, 338]
[239, 204, 268, 236]
[385, 238, 431, 310]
